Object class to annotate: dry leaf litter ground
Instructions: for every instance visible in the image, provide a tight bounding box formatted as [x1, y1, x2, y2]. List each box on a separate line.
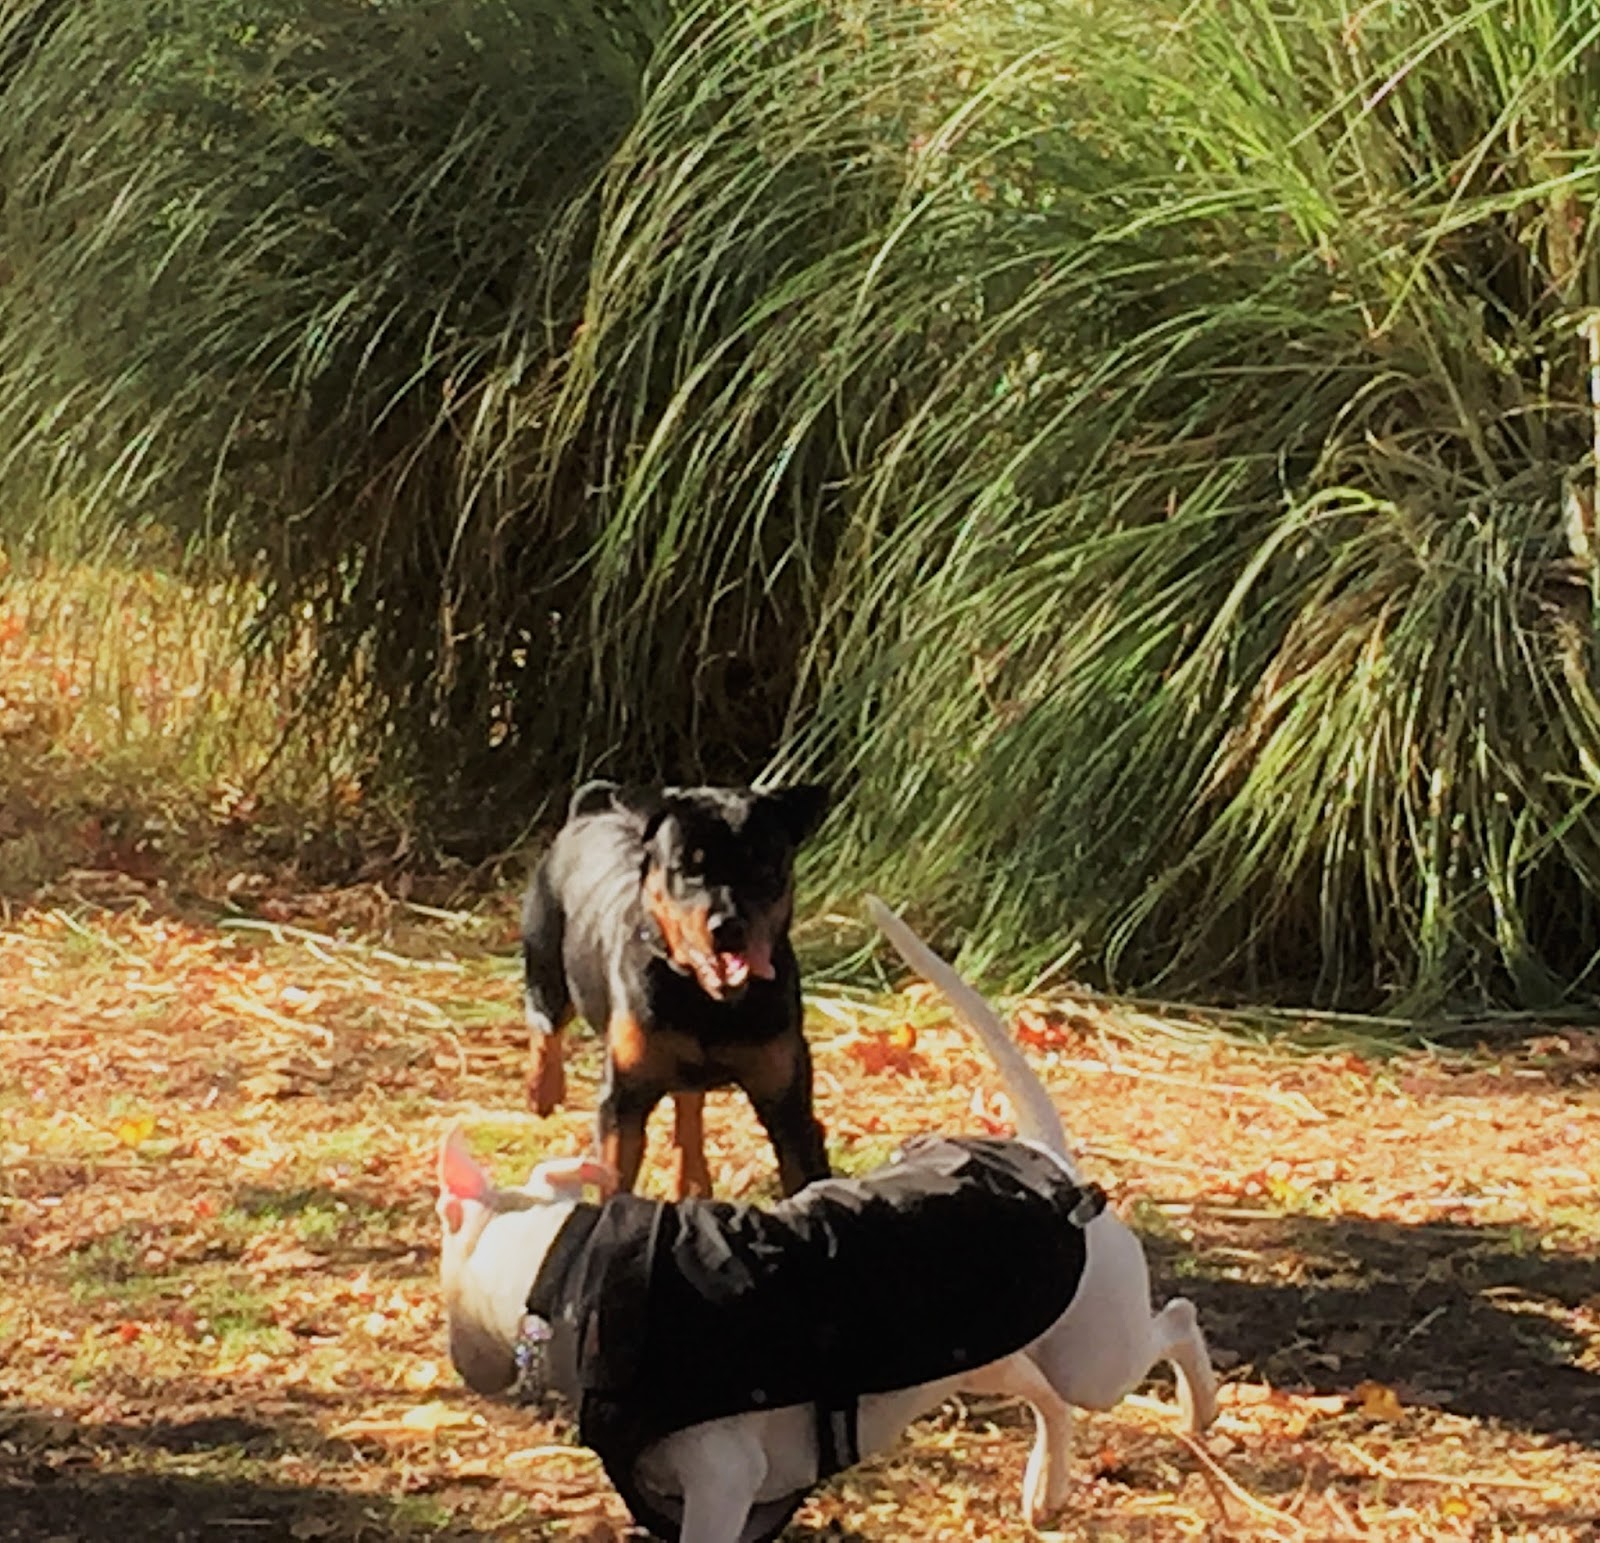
[2, 880, 1598, 1542]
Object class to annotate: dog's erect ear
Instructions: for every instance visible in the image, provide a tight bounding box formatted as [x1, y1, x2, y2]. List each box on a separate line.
[567, 779, 675, 836]
[437, 1127, 493, 1234]
[760, 784, 831, 847]
[600, 784, 671, 844]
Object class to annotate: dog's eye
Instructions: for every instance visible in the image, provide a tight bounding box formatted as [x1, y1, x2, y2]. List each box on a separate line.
[691, 849, 705, 867]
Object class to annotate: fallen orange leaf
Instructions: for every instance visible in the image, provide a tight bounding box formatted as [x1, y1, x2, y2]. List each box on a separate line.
[1355, 1379, 1405, 1421]
[1015, 1007, 1069, 1050]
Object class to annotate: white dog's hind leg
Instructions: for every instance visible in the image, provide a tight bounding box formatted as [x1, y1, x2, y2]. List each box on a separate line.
[962, 1354, 1075, 1526]
[1151, 1296, 1218, 1433]
[1017, 1378, 1075, 1525]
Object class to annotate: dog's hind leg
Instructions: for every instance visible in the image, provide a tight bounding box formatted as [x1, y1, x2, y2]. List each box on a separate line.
[963, 1354, 1075, 1526]
[1151, 1296, 1218, 1433]
[1019, 1381, 1075, 1526]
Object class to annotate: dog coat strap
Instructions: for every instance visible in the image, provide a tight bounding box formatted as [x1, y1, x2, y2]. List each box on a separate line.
[814, 1399, 860, 1479]
[518, 1204, 603, 1407]
[1070, 1181, 1108, 1227]
[527, 1205, 603, 1319]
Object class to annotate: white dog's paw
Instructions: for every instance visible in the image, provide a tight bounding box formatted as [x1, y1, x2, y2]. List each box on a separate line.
[1022, 1476, 1068, 1529]
[1020, 1426, 1073, 1526]
[1185, 1368, 1221, 1434]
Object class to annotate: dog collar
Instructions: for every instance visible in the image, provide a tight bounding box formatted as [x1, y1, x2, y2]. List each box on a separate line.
[635, 914, 683, 971]
[511, 1312, 558, 1406]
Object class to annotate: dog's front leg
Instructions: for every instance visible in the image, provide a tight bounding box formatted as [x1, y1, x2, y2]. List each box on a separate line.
[743, 1051, 830, 1196]
[596, 1075, 661, 1195]
[526, 1020, 568, 1116]
[521, 875, 572, 1115]
[672, 1092, 712, 1199]
[657, 1422, 769, 1543]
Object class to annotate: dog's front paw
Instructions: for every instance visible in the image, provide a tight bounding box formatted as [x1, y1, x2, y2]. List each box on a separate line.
[528, 1041, 568, 1116]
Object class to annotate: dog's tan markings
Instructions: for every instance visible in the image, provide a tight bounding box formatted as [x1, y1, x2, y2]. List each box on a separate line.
[672, 1092, 711, 1200]
[607, 1008, 652, 1076]
[609, 1013, 706, 1088]
[643, 866, 715, 972]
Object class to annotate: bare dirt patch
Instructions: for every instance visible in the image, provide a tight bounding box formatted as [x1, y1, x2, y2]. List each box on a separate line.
[4, 881, 1599, 1540]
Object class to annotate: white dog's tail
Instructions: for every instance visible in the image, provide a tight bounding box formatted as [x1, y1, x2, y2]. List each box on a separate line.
[866, 896, 1076, 1175]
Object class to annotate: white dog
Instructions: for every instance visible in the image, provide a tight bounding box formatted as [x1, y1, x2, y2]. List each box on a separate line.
[436, 896, 1217, 1542]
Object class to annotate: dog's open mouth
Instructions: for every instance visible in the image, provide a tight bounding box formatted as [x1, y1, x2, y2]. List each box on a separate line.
[694, 937, 775, 996]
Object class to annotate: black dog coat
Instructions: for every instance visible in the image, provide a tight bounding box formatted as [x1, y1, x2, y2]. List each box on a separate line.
[525, 1135, 1105, 1543]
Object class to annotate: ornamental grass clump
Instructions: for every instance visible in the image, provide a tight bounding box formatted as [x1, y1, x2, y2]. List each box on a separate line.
[534, 0, 1600, 1010]
[0, 0, 666, 814]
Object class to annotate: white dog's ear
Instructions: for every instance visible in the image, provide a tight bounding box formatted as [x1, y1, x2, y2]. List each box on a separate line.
[531, 1154, 617, 1199]
[437, 1126, 493, 1233]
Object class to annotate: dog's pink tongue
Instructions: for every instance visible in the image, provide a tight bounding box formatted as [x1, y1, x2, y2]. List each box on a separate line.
[730, 938, 776, 982]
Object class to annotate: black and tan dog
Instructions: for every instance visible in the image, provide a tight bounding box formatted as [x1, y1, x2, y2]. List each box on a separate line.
[521, 781, 831, 1198]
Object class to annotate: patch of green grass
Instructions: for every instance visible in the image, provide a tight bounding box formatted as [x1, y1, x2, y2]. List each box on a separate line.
[62, 1215, 288, 1362]
[222, 1185, 411, 1254]
[66, 1231, 164, 1304]
[307, 1128, 386, 1167]
[1538, 1205, 1600, 1246]
[295, 1205, 342, 1249]
[52, 924, 123, 972]
[1124, 1195, 1184, 1243]
[466, 1123, 564, 1179]
[191, 1281, 287, 1358]
[386, 1495, 459, 1534]
[828, 1137, 902, 1180]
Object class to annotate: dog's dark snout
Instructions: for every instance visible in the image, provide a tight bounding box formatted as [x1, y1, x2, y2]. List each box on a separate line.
[710, 914, 747, 953]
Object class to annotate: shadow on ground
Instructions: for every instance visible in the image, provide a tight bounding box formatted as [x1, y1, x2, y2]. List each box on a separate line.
[1152, 1213, 1600, 1446]
[0, 1406, 504, 1542]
